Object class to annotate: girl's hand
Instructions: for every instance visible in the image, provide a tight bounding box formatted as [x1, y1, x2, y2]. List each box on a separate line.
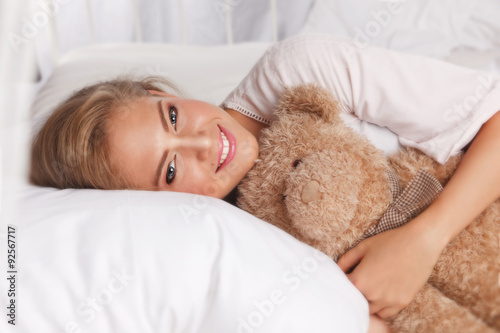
[337, 217, 446, 319]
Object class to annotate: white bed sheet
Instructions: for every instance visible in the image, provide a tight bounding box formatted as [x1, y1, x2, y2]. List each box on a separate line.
[299, 0, 500, 73]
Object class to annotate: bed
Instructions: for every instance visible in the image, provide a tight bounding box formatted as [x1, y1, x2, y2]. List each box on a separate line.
[2, 0, 500, 332]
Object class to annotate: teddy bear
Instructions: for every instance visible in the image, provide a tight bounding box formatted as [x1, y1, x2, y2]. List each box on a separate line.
[236, 83, 500, 332]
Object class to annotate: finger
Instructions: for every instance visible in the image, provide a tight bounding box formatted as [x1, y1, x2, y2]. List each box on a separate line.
[377, 306, 400, 320]
[337, 243, 365, 273]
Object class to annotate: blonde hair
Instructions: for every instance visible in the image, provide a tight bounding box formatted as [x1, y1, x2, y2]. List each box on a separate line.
[29, 75, 183, 190]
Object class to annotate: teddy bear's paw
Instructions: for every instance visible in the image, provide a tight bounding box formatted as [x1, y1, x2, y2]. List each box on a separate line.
[389, 284, 497, 333]
[388, 147, 463, 187]
[276, 83, 342, 124]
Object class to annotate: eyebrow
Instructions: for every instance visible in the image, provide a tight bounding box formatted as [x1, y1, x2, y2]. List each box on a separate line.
[154, 101, 169, 187]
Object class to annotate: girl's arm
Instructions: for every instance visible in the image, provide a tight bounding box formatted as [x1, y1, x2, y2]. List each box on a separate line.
[338, 109, 500, 318]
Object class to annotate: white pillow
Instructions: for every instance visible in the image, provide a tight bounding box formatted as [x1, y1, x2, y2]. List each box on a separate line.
[1, 184, 368, 333]
[17, 42, 369, 332]
[31, 42, 276, 121]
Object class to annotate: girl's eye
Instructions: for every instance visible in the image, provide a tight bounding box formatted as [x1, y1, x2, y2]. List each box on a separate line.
[169, 105, 177, 129]
[166, 158, 176, 185]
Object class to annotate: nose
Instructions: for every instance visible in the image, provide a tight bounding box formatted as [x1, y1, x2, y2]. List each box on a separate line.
[301, 180, 322, 203]
[168, 131, 212, 161]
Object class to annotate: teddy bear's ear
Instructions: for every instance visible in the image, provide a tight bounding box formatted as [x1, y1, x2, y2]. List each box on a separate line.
[275, 83, 341, 123]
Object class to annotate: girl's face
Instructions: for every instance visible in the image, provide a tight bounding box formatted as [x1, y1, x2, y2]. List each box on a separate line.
[106, 91, 259, 199]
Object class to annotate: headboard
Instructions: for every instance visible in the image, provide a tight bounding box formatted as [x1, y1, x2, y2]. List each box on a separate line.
[4, 0, 314, 84]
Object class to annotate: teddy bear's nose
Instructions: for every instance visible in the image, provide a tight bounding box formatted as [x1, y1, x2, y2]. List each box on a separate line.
[301, 180, 322, 203]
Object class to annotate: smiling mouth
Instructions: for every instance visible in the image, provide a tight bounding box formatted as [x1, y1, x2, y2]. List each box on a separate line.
[219, 131, 230, 168]
[216, 125, 236, 173]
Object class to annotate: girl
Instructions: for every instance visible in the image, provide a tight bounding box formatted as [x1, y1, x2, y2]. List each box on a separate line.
[30, 33, 500, 330]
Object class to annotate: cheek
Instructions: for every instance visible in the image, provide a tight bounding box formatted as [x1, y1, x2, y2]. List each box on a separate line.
[182, 166, 226, 198]
[197, 180, 225, 198]
[192, 101, 220, 118]
[221, 158, 250, 184]
[200, 167, 243, 199]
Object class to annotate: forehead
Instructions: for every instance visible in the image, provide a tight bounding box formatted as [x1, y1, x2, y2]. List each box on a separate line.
[114, 96, 153, 118]
[106, 96, 160, 189]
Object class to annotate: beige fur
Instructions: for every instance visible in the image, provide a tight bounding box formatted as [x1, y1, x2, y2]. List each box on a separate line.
[237, 84, 500, 332]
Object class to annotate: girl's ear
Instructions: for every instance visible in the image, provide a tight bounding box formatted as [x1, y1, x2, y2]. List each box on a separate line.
[147, 90, 177, 98]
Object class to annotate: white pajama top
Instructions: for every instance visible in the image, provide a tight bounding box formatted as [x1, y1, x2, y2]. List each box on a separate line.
[220, 33, 500, 164]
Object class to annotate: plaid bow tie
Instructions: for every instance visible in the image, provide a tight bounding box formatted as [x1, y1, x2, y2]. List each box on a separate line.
[351, 168, 443, 248]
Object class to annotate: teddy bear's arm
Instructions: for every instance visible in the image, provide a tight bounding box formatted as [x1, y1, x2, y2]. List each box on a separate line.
[388, 283, 496, 333]
[388, 147, 462, 188]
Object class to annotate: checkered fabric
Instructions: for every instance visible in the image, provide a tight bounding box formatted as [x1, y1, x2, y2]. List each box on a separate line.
[386, 167, 403, 199]
[352, 168, 443, 248]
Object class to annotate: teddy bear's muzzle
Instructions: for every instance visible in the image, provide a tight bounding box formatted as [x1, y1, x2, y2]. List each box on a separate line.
[301, 180, 322, 203]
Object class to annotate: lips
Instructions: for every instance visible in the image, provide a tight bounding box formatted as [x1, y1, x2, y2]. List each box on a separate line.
[216, 125, 236, 172]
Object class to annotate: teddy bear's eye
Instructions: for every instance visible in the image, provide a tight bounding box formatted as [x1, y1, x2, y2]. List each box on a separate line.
[282, 195, 287, 201]
[292, 159, 301, 168]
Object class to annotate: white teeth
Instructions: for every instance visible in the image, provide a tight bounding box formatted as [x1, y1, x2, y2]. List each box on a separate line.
[219, 131, 229, 167]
